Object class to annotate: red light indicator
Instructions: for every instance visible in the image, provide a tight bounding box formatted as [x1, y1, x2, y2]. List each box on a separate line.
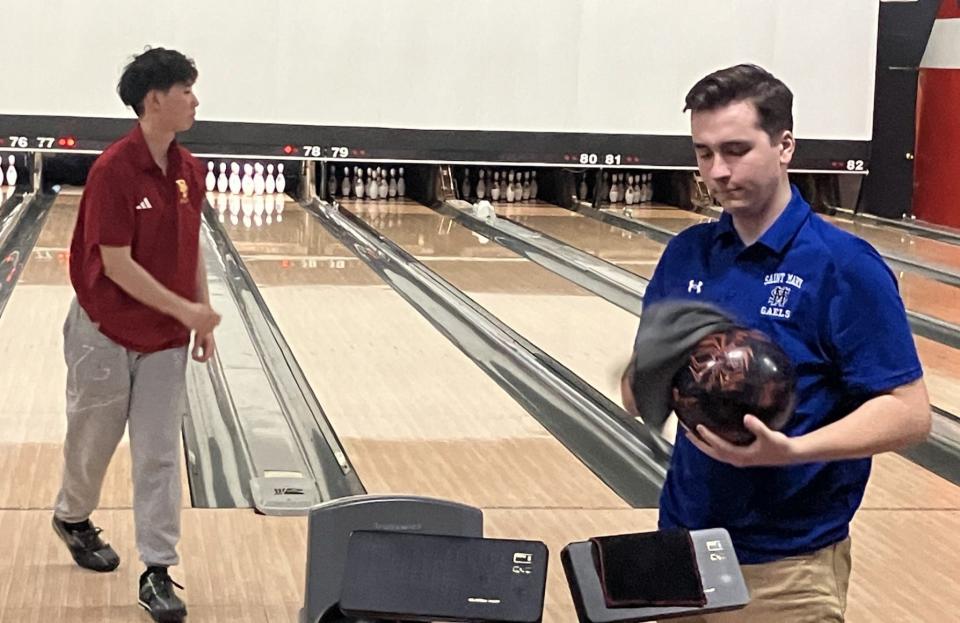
[283, 144, 296, 155]
[57, 136, 78, 148]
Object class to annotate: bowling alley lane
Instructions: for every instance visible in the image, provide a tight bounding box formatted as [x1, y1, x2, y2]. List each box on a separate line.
[0, 190, 189, 510]
[343, 198, 645, 406]
[217, 194, 629, 510]
[824, 213, 960, 276]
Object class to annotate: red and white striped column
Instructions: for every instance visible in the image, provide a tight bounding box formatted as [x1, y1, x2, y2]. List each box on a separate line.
[914, 1, 960, 227]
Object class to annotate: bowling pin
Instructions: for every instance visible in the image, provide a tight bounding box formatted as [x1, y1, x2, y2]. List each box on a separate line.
[397, 167, 406, 197]
[388, 168, 397, 198]
[521, 172, 530, 201]
[229, 162, 242, 194]
[342, 166, 352, 197]
[355, 169, 365, 199]
[328, 165, 337, 198]
[205, 162, 216, 192]
[266, 164, 276, 194]
[217, 163, 229, 193]
[461, 168, 471, 200]
[367, 168, 377, 199]
[578, 175, 588, 202]
[253, 163, 266, 195]
[241, 164, 254, 196]
[625, 177, 635, 205]
[476, 169, 486, 200]
[378, 171, 388, 199]
[491, 171, 500, 201]
[530, 171, 538, 200]
[275, 163, 286, 194]
[5, 156, 17, 187]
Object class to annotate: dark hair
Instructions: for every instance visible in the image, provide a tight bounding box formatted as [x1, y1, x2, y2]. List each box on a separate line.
[684, 64, 793, 141]
[117, 47, 198, 117]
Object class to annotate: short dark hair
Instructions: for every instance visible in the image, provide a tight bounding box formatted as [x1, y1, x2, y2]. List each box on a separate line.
[684, 64, 793, 141]
[117, 47, 198, 117]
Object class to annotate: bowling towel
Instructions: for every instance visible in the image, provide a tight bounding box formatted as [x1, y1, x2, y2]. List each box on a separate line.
[629, 300, 736, 429]
[589, 529, 707, 608]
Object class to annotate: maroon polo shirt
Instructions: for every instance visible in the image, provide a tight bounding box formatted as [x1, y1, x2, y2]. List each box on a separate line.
[69, 124, 204, 353]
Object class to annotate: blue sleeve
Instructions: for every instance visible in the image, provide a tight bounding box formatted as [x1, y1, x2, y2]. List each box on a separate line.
[828, 241, 923, 394]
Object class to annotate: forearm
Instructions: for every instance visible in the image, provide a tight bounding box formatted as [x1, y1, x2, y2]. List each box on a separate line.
[104, 255, 190, 319]
[791, 379, 931, 463]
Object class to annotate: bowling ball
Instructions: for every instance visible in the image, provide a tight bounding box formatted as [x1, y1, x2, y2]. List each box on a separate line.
[671, 326, 795, 446]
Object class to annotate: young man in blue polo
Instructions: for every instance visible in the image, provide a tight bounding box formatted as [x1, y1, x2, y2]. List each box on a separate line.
[623, 64, 931, 621]
[53, 48, 221, 622]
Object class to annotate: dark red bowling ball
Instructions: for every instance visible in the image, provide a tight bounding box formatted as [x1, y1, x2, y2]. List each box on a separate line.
[671, 327, 796, 446]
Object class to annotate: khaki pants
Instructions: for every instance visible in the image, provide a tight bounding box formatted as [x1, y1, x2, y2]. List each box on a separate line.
[671, 538, 852, 623]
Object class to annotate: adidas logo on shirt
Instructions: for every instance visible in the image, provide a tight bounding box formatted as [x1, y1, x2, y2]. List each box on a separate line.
[135, 197, 154, 211]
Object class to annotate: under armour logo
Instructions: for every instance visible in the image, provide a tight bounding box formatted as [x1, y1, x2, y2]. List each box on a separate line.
[688, 280, 703, 294]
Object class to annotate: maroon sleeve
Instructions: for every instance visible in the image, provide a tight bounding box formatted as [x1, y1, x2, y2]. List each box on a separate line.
[85, 162, 135, 247]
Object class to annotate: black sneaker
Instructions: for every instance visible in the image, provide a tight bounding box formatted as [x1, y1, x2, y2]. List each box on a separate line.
[139, 567, 187, 623]
[52, 515, 120, 572]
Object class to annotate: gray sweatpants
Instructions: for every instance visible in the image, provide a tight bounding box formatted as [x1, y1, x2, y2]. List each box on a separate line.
[54, 298, 188, 567]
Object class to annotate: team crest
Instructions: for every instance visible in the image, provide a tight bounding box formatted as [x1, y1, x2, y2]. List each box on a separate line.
[761, 272, 803, 319]
[175, 179, 190, 204]
[768, 286, 790, 307]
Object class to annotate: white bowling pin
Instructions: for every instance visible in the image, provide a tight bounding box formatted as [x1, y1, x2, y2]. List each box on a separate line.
[241, 164, 254, 196]
[578, 175, 588, 201]
[367, 168, 377, 199]
[354, 169, 365, 199]
[521, 172, 530, 201]
[378, 172, 388, 199]
[229, 162, 242, 194]
[6, 156, 17, 187]
[476, 169, 486, 200]
[266, 164, 276, 194]
[275, 163, 286, 194]
[253, 163, 266, 195]
[342, 167, 351, 197]
[397, 167, 406, 197]
[388, 168, 397, 198]
[530, 171, 538, 200]
[205, 162, 216, 192]
[217, 163, 229, 193]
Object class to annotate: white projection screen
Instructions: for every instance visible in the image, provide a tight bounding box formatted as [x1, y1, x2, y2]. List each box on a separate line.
[1, 0, 879, 167]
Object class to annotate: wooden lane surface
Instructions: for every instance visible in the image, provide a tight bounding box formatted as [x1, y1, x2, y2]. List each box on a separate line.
[224, 200, 628, 511]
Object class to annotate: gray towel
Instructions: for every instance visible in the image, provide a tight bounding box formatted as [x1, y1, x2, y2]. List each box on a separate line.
[629, 300, 737, 429]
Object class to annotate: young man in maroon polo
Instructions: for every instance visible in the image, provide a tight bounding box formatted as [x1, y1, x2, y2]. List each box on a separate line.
[52, 47, 220, 623]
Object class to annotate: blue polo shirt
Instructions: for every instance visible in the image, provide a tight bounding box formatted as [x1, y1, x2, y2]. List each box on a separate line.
[640, 186, 922, 564]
